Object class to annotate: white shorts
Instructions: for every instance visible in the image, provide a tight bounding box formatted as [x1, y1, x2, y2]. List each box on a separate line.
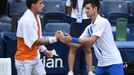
[15, 58, 46, 75]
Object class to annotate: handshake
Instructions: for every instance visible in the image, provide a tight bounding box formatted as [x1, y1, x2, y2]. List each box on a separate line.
[43, 31, 72, 58]
[55, 31, 73, 44]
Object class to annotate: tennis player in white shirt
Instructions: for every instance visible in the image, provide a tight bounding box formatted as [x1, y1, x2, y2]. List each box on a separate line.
[61, 0, 124, 75]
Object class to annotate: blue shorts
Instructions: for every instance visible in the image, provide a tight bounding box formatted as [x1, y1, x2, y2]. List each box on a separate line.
[96, 64, 124, 75]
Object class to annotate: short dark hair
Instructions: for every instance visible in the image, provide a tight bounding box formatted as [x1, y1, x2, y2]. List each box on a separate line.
[84, 0, 100, 12]
[26, 0, 39, 9]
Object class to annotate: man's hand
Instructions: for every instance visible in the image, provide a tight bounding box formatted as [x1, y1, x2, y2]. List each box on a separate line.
[60, 34, 72, 44]
[55, 31, 64, 41]
[43, 50, 53, 58]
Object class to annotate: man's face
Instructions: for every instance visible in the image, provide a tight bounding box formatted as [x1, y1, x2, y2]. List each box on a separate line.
[85, 4, 95, 18]
[34, 0, 45, 13]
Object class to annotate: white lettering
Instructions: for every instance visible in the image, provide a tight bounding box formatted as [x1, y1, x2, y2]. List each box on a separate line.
[42, 56, 64, 68]
[55, 58, 63, 68]
[46, 58, 54, 68]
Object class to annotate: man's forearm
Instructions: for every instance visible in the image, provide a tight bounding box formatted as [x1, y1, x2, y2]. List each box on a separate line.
[34, 38, 50, 46]
[72, 35, 98, 46]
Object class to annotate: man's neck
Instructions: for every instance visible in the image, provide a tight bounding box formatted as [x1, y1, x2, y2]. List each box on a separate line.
[31, 9, 38, 17]
[91, 13, 98, 24]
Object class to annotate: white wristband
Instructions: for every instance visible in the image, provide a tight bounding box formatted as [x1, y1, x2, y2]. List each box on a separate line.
[39, 45, 47, 52]
[48, 37, 57, 44]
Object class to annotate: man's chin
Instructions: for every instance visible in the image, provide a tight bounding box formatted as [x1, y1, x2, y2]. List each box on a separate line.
[38, 10, 43, 13]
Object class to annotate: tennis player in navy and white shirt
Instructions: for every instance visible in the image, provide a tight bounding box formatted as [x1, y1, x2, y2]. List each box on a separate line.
[61, 0, 124, 75]
[80, 14, 124, 67]
[80, 15, 123, 67]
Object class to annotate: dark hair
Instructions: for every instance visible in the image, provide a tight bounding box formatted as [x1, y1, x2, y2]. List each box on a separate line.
[71, 0, 85, 9]
[26, 0, 39, 9]
[84, 0, 100, 12]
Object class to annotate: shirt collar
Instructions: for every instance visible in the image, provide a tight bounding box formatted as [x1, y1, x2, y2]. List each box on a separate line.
[91, 14, 101, 26]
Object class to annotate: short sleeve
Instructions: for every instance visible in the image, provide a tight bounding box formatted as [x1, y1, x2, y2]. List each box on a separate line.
[92, 21, 107, 37]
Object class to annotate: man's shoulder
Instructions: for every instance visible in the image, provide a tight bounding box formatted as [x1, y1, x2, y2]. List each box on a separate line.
[98, 16, 108, 22]
[97, 16, 110, 25]
[19, 15, 32, 23]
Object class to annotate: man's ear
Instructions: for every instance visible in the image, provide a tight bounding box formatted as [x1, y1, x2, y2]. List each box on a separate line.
[94, 6, 98, 12]
[31, 3, 35, 8]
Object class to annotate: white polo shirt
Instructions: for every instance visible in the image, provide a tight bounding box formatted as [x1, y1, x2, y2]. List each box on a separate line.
[80, 15, 123, 66]
[66, 0, 89, 19]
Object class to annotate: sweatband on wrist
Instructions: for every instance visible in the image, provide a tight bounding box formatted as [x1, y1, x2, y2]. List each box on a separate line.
[39, 45, 47, 52]
[72, 37, 79, 43]
[48, 37, 57, 44]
